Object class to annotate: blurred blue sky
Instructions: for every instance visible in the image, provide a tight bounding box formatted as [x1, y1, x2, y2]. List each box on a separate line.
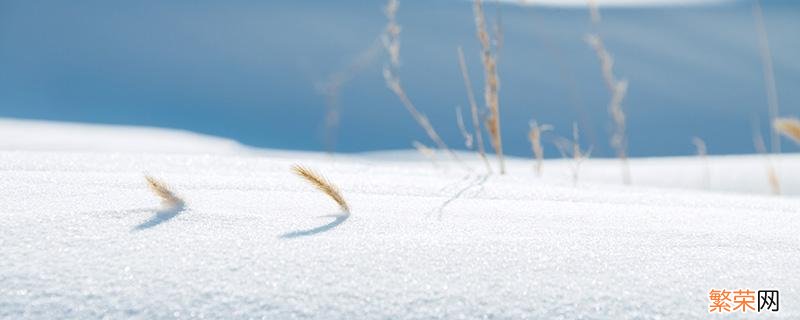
[0, 0, 798, 157]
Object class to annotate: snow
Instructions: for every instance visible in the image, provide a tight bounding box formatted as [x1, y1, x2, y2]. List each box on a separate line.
[0, 119, 244, 154]
[1, 119, 798, 319]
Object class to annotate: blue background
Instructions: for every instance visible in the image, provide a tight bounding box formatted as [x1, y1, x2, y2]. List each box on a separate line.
[0, 0, 798, 157]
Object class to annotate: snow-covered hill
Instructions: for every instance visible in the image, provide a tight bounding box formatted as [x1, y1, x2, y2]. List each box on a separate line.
[1, 119, 798, 319]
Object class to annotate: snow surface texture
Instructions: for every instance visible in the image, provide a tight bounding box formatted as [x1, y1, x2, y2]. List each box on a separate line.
[1, 119, 798, 319]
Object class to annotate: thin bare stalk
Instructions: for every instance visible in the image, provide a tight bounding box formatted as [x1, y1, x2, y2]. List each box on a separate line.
[474, 0, 505, 174]
[457, 46, 492, 173]
[753, 0, 781, 153]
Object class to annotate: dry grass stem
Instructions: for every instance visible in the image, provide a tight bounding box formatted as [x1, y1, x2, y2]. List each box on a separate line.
[381, 0, 462, 166]
[528, 120, 552, 177]
[753, 0, 781, 153]
[145, 175, 183, 207]
[773, 117, 800, 145]
[457, 46, 492, 173]
[585, 33, 631, 185]
[292, 165, 350, 213]
[691, 137, 710, 189]
[474, 0, 505, 174]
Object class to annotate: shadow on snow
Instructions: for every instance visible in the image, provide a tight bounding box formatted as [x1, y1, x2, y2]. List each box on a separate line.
[279, 213, 349, 239]
[132, 201, 186, 231]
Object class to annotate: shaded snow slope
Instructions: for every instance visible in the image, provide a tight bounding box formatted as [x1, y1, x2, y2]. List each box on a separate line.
[1, 120, 798, 319]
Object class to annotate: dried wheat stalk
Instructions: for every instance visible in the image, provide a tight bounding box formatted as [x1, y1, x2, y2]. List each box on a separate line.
[292, 165, 350, 213]
[474, 0, 505, 174]
[528, 120, 552, 177]
[585, 34, 631, 185]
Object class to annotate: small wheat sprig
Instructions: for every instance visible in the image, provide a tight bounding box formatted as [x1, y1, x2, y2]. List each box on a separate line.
[774, 117, 800, 145]
[292, 165, 350, 213]
[145, 175, 183, 207]
[528, 120, 552, 177]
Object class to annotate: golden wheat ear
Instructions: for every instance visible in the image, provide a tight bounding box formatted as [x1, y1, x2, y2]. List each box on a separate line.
[144, 175, 183, 207]
[774, 117, 800, 144]
[291, 165, 350, 213]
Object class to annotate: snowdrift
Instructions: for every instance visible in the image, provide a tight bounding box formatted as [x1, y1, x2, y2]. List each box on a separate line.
[1, 119, 798, 319]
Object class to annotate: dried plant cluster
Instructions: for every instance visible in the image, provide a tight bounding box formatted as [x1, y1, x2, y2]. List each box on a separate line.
[145, 175, 183, 207]
[344, 0, 792, 192]
[473, 0, 505, 174]
[292, 165, 350, 213]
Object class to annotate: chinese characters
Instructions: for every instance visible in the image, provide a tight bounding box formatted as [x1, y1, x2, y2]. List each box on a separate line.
[709, 289, 778, 313]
